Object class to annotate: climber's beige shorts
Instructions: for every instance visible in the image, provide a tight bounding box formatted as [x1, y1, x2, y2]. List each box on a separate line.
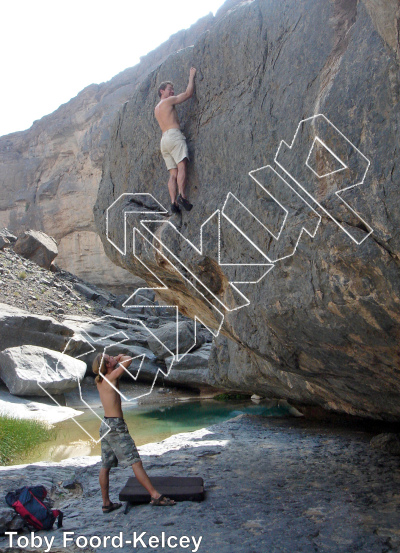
[160, 128, 189, 171]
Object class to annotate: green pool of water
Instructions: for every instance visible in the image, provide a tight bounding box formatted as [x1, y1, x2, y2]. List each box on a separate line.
[20, 399, 291, 465]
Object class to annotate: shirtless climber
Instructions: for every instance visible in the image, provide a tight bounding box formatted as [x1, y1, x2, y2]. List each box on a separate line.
[155, 67, 196, 214]
[92, 353, 175, 511]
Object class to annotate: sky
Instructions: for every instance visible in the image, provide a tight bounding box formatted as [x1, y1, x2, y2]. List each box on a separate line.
[0, 0, 226, 138]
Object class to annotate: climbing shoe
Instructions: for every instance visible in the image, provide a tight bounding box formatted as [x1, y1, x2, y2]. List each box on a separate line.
[177, 195, 193, 211]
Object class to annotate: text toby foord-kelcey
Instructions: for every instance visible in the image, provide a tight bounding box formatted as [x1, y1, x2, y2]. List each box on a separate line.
[5, 531, 203, 552]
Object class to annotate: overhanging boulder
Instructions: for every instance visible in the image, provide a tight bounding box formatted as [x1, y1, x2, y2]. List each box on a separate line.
[94, 0, 400, 419]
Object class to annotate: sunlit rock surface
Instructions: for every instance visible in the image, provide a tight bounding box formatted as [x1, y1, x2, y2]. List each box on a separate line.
[0, 345, 86, 396]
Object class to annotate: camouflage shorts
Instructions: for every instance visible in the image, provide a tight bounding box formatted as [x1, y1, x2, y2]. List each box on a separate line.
[99, 418, 141, 468]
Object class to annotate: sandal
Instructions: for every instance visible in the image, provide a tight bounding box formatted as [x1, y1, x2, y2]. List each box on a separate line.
[102, 501, 122, 513]
[150, 494, 176, 506]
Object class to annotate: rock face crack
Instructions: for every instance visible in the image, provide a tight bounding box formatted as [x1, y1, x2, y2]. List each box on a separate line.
[369, 235, 400, 266]
[314, 0, 358, 114]
[331, 214, 400, 266]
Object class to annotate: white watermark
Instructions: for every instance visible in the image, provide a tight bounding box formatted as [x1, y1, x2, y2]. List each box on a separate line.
[5, 531, 203, 552]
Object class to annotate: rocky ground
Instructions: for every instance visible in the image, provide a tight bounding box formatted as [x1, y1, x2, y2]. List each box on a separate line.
[0, 229, 198, 333]
[0, 233, 217, 415]
[0, 246, 112, 323]
[1, 414, 400, 553]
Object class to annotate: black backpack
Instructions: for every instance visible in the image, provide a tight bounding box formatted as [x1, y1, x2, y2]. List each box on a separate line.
[5, 485, 63, 530]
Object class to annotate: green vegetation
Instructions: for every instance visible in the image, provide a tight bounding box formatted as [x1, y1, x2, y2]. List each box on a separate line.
[18, 271, 27, 280]
[0, 415, 55, 465]
[213, 392, 251, 401]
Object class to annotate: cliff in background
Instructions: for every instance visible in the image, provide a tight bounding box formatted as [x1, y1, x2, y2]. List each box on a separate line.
[0, 8, 226, 291]
[95, 0, 400, 419]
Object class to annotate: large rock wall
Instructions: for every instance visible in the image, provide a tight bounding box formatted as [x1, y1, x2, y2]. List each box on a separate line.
[0, 12, 215, 290]
[95, 0, 400, 419]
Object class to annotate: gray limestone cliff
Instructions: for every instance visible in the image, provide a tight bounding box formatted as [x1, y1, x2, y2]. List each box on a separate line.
[95, 0, 400, 419]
